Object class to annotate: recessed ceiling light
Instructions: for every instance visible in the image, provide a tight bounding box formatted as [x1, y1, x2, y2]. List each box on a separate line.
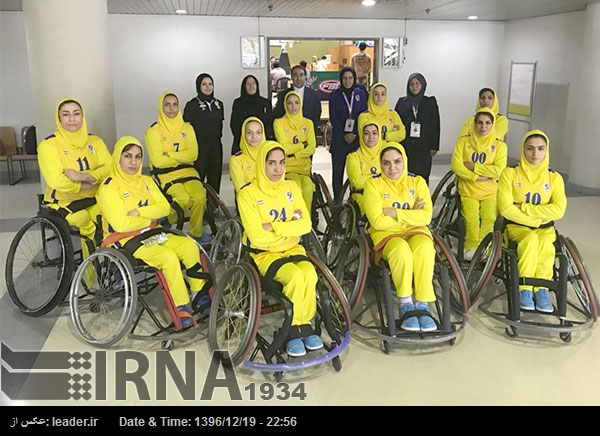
[175, 9, 188, 15]
[362, 0, 376, 6]
[468, 15, 478, 20]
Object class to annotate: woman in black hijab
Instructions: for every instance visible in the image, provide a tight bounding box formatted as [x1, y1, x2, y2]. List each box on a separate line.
[183, 73, 225, 195]
[394, 72, 440, 185]
[229, 74, 274, 155]
[328, 66, 368, 203]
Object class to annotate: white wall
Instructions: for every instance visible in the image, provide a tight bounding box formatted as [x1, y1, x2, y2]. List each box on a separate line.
[499, 11, 586, 173]
[1, 10, 586, 173]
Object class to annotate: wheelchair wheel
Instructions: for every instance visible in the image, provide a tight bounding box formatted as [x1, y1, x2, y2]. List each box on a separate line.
[432, 233, 469, 314]
[204, 182, 233, 237]
[431, 170, 455, 218]
[322, 202, 356, 269]
[334, 234, 369, 311]
[69, 248, 137, 347]
[208, 262, 261, 367]
[430, 183, 460, 238]
[209, 218, 243, 283]
[339, 178, 352, 205]
[6, 214, 75, 316]
[309, 253, 352, 346]
[312, 172, 334, 233]
[559, 235, 598, 322]
[465, 231, 503, 306]
[301, 228, 327, 263]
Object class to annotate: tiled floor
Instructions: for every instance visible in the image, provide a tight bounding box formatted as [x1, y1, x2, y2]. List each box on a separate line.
[1, 146, 599, 406]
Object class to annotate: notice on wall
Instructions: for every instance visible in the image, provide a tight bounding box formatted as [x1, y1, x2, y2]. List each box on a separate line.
[508, 62, 537, 118]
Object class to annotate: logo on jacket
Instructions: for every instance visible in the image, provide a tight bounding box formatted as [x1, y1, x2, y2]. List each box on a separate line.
[302, 127, 307, 136]
[181, 132, 186, 139]
[515, 182, 521, 188]
[490, 144, 496, 153]
[123, 192, 130, 198]
[370, 166, 377, 174]
[384, 193, 390, 198]
[409, 188, 415, 198]
[286, 191, 294, 202]
[257, 199, 264, 205]
[544, 183, 550, 193]
[88, 144, 95, 154]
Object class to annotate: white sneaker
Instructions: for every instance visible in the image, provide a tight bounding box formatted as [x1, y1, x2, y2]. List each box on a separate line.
[463, 249, 475, 262]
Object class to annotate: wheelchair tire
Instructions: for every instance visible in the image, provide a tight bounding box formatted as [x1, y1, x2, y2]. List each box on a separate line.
[432, 233, 470, 315]
[208, 262, 261, 367]
[301, 228, 327, 264]
[69, 248, 138, 348]
[322, 202, 357, 269]
[6, 214, 74, 316]
[312, 172, 334, 231]
[431, 170, 455, 217]
[204, 182, 233, 237]
[559, 235, 598, 322]
[334, 234, 369, 311]
[309, 253, 352, 346]
[208, 218, 243, 283]
[465, 230, 503, 306]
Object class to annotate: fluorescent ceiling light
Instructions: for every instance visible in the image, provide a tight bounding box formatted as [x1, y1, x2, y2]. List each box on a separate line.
[362, 0, 376, 6]
[467, 15, 478, 20]
[175, 9, 188, 15]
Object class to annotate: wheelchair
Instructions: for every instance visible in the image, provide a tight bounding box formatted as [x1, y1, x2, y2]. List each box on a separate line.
[68, 227, 215, 350]
[429, 170, 503, 305]
[155, 174, 233, 240]
[207, 221, 352, 381]
[311, 174, 359, 269]
[334, 230, 469, 353]
[5, 195, 98, 317]
[474, 218, 598, 342]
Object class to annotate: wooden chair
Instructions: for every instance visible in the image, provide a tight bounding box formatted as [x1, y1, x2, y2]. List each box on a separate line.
[0, 125, 38, 185]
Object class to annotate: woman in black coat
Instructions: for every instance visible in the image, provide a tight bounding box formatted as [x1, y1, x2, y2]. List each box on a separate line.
[183, 73, 224, 195]
[394, 72, 440, 185]
[230, 74, 274, 155]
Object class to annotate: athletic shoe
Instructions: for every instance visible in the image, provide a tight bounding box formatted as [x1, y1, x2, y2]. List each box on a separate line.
[519, 290, 535, 311]
[286, 338, 306, 357]
[534, 288, 554, 313]
[303, 334, 324, 351]
[399, 302, 420, 332]
[415, 302, 437, 332]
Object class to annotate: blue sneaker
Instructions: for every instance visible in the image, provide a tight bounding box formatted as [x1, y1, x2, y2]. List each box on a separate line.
[176, 305, 194, 329]
[415, 302, 437, 332]
[303, 335, 324, 351]
[286, 338, 306, 357]
[519, 290, 535, 311]
[399, 303, 420, 332]
[534, 289, 553, 313]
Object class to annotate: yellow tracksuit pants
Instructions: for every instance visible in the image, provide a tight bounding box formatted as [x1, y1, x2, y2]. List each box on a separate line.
[461, 196, 497, 251]
[166, 179, 207, 238]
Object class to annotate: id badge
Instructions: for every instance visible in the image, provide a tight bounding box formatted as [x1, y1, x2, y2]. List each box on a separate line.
[344, 118, 355, 133]
[410, 121, 421, 138]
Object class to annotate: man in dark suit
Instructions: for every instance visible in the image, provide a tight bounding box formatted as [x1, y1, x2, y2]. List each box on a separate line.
[274, 64, 322, 134]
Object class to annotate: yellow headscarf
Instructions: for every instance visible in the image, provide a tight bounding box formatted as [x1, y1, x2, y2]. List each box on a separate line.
[111, 135, 145, 193]
[357, 118, 384, 162]
[518, 129, 550, 186]
[475, 88, 500, 118]
[54, 98, 89, 149]
[470, 107, 496, 152]
[156, 91, 185, 136]
[239, 116, 266, 163]
[255, 140, 286, 197]
[282, 91, 305, 131]
[380, 141, 409, 188]
[367, 83, 391, 118]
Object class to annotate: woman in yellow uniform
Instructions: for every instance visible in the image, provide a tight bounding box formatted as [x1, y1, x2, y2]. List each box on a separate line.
[237, 141, 322, 357]
[363, 142, 437, 332]
[97, 136, 208, 328]
[38, 98, 112, 258]
[451, 107, 508, 261]
[229, 117, 266, 194]
[144, 91, 210, 245]
[458, 87, 509, 140]
[346, 119, 384, 212]
[357, 82, 406, 144]
[273, 91, 316, 214]
[497, 130, 567, 312]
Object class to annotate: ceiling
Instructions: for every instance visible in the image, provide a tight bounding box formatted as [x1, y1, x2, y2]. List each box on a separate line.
[1, 0, 598, 21]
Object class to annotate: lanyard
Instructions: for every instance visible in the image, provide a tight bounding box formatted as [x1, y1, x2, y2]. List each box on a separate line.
[412, 105, 419, 120]
[343, 90, 355, 116]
